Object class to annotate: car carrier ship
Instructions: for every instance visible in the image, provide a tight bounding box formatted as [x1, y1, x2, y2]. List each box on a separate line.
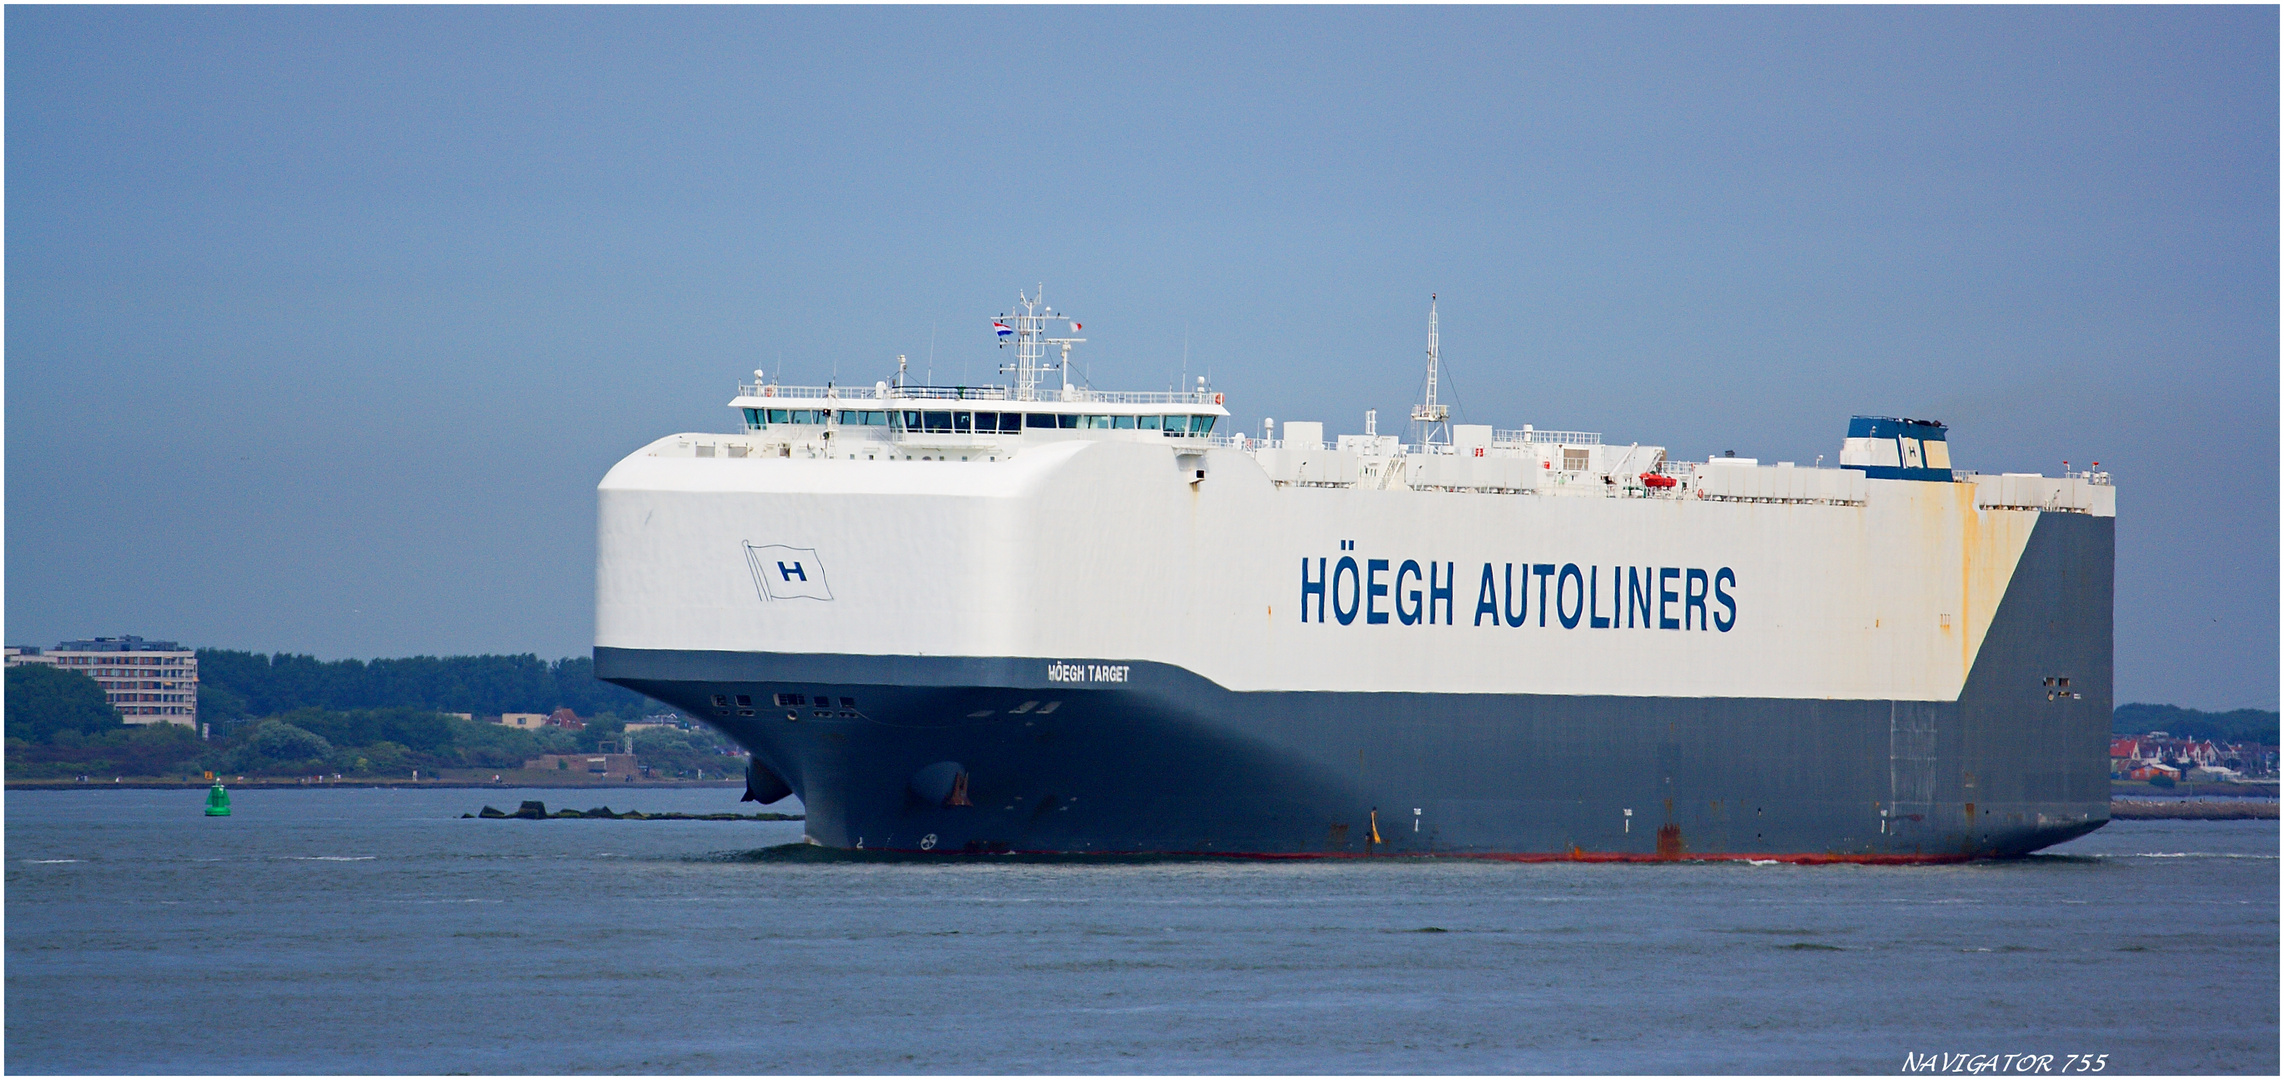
[595, 289, 2115, 860]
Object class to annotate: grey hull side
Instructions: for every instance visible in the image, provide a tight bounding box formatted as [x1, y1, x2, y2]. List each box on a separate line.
[597, 513, 2113, 858]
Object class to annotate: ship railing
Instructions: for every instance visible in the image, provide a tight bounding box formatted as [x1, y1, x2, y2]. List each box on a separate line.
[1059, 389, 1225, 405]
[880, 385, 1013, 401]
[736, 383, 1223, 406]
[1492, 428, 1603, 446]
[739, 383, 1008, 402]
[738, 383, 887, 400]
[1405, 443, 1520, 456]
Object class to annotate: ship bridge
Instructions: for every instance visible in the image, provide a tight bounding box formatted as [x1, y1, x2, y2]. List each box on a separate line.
[688, 381, 1230, 463]
[675, 287, 1232, 462]
[644, 287, 2114, 519]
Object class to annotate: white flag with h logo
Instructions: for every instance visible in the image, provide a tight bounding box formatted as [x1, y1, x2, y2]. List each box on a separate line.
[744, 544, 834, 601]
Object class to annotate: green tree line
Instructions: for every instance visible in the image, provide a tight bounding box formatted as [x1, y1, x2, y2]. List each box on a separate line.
[2113, 703, 2279, 745]
[7, 662, 740, 781]
[7, 665, 212, 778]
[193, 650, 658, 722]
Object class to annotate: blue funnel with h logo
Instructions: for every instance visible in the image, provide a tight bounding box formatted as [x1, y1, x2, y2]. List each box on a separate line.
[1838, 417, 1952, 482]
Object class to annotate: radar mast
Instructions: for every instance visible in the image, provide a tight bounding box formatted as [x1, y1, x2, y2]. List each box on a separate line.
[1410, 294, 1450, 448]
[998, 287, 1082, 400]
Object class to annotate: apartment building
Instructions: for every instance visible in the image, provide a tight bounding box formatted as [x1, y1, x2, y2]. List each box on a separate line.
[9, 636, 198, 728]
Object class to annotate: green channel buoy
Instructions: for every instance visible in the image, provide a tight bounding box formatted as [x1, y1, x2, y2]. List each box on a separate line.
[204, 782, 232, 817]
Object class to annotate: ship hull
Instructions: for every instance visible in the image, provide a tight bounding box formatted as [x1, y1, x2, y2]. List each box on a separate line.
[597, 506, 2111, 859]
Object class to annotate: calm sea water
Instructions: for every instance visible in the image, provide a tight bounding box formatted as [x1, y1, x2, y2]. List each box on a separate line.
[6, 787, 2276, 1074]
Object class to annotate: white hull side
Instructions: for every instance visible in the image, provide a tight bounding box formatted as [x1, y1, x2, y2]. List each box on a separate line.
[597, 439, 2087, 703]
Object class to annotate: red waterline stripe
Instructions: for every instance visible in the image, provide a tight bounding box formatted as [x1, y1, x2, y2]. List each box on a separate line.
[1190, 850, 1977, 865]
[862, 847, 1980, 865]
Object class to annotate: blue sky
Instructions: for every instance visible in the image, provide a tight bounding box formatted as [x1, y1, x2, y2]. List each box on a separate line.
[8, 6, 2275, 708]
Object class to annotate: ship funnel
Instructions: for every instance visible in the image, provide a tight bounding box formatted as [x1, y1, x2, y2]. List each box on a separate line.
[1839, 416, 1953, 482]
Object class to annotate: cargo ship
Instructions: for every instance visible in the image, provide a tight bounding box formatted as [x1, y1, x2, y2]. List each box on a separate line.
[595, 290, 2115, 860]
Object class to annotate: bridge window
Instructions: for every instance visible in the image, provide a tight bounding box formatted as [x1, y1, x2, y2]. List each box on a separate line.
[1138, 414, 1161, 430]
[1112, 415, 1136, 429]
[838, 410, 888, 426]
[1190, 415, 1217, 434]
[953, 411, 973, 433]
[1082, 415, 1111, 429]
[1026, 412, 1056, 429]
[743, 408, 764, 428]
[922, 411, 953, 433]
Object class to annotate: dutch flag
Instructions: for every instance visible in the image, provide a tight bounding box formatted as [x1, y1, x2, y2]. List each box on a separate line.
[993, 320, 1013, 342]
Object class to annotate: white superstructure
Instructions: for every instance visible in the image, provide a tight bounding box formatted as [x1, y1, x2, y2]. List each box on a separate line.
[598, 292, 2113, 704]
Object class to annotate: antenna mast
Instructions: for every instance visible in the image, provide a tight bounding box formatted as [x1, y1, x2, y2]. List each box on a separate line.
[999, 286, 1081, 400]
[1045, 335, 1087, 395]
[1411, 294, 1450, 447]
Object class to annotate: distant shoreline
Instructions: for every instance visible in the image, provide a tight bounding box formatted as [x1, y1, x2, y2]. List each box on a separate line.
[2112, 778, 2276, 797]
[11, 778, 2276, 819]
[7, 778, 747, 791]
[2110, 799, 2278, 820]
